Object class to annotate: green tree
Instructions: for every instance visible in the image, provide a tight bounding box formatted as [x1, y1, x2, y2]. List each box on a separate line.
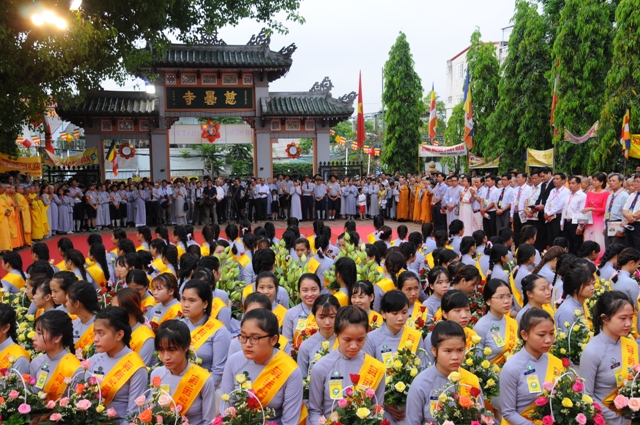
[442, 103, 466, 173]
[299, 138, 313, 154]
[0, 0, 304, 154]
[194, 143, 226, 175]
[596, 0, 640, 172]
[485, 0, 552, 172]
[465, 28, 500, 156]
[227, 144, 254, 176]
[381, 32, 424, 174]
[552, 0, 615, 173]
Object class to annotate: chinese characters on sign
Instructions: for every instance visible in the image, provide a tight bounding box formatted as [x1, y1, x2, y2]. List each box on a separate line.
[167, 88, 253, 110]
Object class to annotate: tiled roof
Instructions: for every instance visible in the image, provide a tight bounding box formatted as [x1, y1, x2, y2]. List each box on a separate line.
[57, 92, 158, 116]
[261, 95, 354, 117]
[155, 45, 294, 70]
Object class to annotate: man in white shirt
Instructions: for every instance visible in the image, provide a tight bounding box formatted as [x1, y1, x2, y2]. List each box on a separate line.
[301, 176, 315, 221]
[544, 172, 570, 248]
[605, 173, 629, 248]
[561, 175, 587, 255]
[256, 178, 269, 222]
[496, 174, 514, 234]
[215, 178, 226, 224]
[622, 174, 640, 249]
[472, 177, 485, 232]
[511, 172, 532, 247]
[444, 175, 463, 228]
[480, 175, 498, 238]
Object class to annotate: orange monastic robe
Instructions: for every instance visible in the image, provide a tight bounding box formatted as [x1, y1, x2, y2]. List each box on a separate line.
[420, 189, 432, 223]
[16, 193, 31, 246]
[413, 183, 422, 222]
[10, 195, 24, 249]
[0, 196, 12, 252]
[0, 194, 17, 240]
[397, 185, 410, 221]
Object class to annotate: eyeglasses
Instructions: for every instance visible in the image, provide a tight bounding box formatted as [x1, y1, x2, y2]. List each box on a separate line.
[492, 295, 513, 301]
[238, 334, 273, 345]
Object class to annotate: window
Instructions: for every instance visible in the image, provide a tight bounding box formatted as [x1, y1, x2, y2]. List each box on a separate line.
[447, 96, 453, 105]
[457, 63, 464, 79]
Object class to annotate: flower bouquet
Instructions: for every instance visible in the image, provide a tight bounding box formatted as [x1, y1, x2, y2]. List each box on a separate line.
[46, 360, 113, 425]
[216, 372, 276, 425]
[2, 288, 38, 359]
[214, 247, 244, 320]
[0, 361, 47, 425]
[461, 343, 501, 401]
[550, 310, 592, 366]
[323, 374, 385, 425]
[433, 371, 494, 425]
[97, 283, 120, 310]
[127, 376, 187, 425]
[584, 278, 607, 326]
[384, 342, 422, 410]
[303, 340, 333, 399]
[291, 327, 318, 362]
[611, 363, 640, 420]
[408, 310, 432, 340]
[530, 370, 604, 425]
[468, 289, 487, 328]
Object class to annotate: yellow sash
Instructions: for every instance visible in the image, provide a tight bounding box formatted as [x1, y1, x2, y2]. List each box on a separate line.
[307, 235, 316, 253]
[238, 254, 251, 268]
[177, 244, 186, 260]
[136, 245, 148, 252]
[153, 257, 168, 274]
[86, 265, 107, 288]
[307, 257, 320, 274]
[491, 316, 518, 366]
[191, 317, 224, 351]
[2, 272, 25, 290]
[0, 344, 30, 369]
[152, 302, 182, 325]
[398, 326, 422, 353]
[41, 353, 81, 401]
[242, 284, 254, 300]
[367, 233, 376, 244]
[101, 352, 146, 406]
[410, 302, 428, 323]
[142, 296, 156, 311]
[36, 308, 44, 319]
[476, 257, 486, 282]
[604, 336, 639, 410]
[426, 252, 435, 269]
[510, 273, 523, 308]
[273, 304, 287, 328]
[278, 335, 289, 351]
[458, 368, 481, 397]
[433, 307, 443, 322]
[501, 354, 563, 425]
[210, 298, 226, 320]
[130, 325, 155, 354]
[358, 354, 386, 390]
[173, 364, 211, 415]
[55, 261, 68, 272]
[293, 314, 317, 344]
[75, 323, 95, 351]
[200, 242, 210, 257]
[376, 265, 385, 275]
[465, 327, 479, 351]
[334, 290, 349, 307]
[369, 311, 383, 328]
[377, 277, 396, 293]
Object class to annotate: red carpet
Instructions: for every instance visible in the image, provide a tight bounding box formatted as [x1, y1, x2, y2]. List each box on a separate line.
[5, 224, 378, 278]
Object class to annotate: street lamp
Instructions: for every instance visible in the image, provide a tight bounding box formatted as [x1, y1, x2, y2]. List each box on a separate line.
[31, 9, 67, 29]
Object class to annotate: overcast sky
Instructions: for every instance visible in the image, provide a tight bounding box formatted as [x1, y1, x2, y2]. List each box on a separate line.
[105, 0, 517, 115]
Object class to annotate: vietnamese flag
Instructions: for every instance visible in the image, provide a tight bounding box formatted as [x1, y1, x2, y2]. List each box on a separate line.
[357, 71, 365, 148]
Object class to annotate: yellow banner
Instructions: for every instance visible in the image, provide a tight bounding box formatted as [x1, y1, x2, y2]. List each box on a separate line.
[44, 148, 99, 167]
[0, 153, 42, 177]
[526, 148, 554, 168]
[629, 135, 640, 159]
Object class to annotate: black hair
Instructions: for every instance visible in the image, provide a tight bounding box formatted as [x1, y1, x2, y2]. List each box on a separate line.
[385, 250, 406, 288]
[428, 266, 450, 292]
[312, 294, 340, 316]
[239, 220, 253, 236]
[515, 244, 536, 268]
[399, 242, 417, 263]
[519, 308, 554, 340]
[373, 215, 385, 230]
[2, 252, 25, 280]
[579, 241, 601, 258]
[155, 320, 191, 357]
[616, 248, 640, 271]
[593, 291, 634, 336]
[521, 273, 545, 306]
[287, 225, 301, 239]
[334, 257, 358, 291]
[126, 269, 150, 289]
[483, 278, 512, 303]
[552, 237, 569, 250]
[441, 289, 470, 313]
[89, 243, 111, 282]
[408, 232, 423, 248]
[531, 246, 565, 274]
[182, 279, 213, 317]
[460, 236, 476, 256]
[242, 233, 258, 254]
[163, 244, 179, 272]
[150, 239, 167, 256]
[335, 305, 369, 334]
[252, 248, 276, 275]
[67, 281, 100, 314]
[298, 273, 322, 292]
[447, 261, 464, 277]
[264, 222, 276, 244]
[152, 273, 180, 300]
[451, 265, 480, 287]
[241, 309, 280, 346]
[313, 220, 325, 236]
[397, 271, 420, 290]
[51, 270, 78, 292]
[349, 280, 374, 309]
[34, 310, 74, 352]
[114, 288, 145, 324]
[118, 239, 136, 255]
[430, 321, 466, 349]
[178, 253, 200, 285]
[562, 267, 593, 300]
[199, 255, 221, 272]
[31, 242, 50, 262]
[378, 225, 392, 241]
[57, 237, 74, 255]
[186, 244, 202, 257]
[472, 230, 487, 248]
[255, 271, 279, 289]
[344, 220, 357, 233]
[315, 235, 330, 259]
[155, 225, 169, 241]
[282, 230, 297, 251]
[365, 244, 381, 264]
[244, 293, 272, 311]
[95, 306, 132, 347]
[421, 222, 434, 242]
[520, 225, 537, 244]
[0, 304, 17, 342]
[294, 237, 311, 251]
[434, 230, 449, 248]
[373, 240, 388, 260]
[380, 290, 409, 313]
[397, 225, 408, 240]
[138, 250, 154, 272]
[138, 226, 152, 243]
[124, 252, 142, 270]
[597, 243, 626, 269]
[498, 228, 514, 245]
[27, 260, 54, 279]
[112, 228, 127, 241]
[487, 243, 509, 274]
[192, 267, 216, 291]
[436, 249, 459, 267]
[87, 234, 103, 247]
[449, 219, 464, 237]
[64, 249, 88, 281]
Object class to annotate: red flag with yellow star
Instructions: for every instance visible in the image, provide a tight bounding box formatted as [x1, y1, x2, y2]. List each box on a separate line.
[357, 71, 365, 148]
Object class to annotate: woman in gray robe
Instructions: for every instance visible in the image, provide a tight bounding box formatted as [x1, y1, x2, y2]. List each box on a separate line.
[173, 181, 187, 225]
[133, 183, 148, 226]
[126, 184, 136, 226]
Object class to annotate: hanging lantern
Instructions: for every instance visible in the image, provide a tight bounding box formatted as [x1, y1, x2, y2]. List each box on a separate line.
[118, 142, 137, 159]
[66, 133, 73, 143]
[285, 142, 301, 159]
[200, 120, 221, 143]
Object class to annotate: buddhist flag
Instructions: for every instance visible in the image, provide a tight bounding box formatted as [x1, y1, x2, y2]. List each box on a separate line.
[106, 140, 119, 176]
[462, 69, 474, 150]
[351, 141, 358, 150]
[621, 108, 631, 159]
[551, 64, 560, 137]
[73, 129, 80, 139]
[429, 83, 437, 142]
[357, 71, 365, 148]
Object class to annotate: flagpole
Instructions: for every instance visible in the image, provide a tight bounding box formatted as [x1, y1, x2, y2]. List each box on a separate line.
[368, 154, 371, 175]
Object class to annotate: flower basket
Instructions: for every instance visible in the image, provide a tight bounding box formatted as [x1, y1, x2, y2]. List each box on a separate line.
[384, 342, 422, 409]
[127, 379, 187, 425]
[216, 373, 275, 425]
[432, 372, 494, 425]
[0, 366, 47, 425]
[461, 343, 501, 401]
[550, 311, 592, 366]
[612, 364, 640, 420]
[324, 374, 385, 425]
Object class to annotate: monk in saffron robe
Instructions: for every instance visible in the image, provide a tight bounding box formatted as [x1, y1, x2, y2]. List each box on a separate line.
[420, 178, 433, 223]
[413, 180, 423, 223]
[0, 185, 13, 252]
[15, 186, 31, 246]
[396, 178, 410, 221]
[8, 186, 24, 249]
[29, 187, 46, 241]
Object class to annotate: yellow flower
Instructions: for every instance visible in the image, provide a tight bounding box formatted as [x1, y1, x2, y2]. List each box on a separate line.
[465, 358, 474, 367]
[486, 379, 496, 387]
[404, 341, 413, 350]
[562, 398, 573, 408]
[438, 393, 448, 403]
[241, 382, 251, 390]
[564, 322, 570, 328]
[7, 355, 15, 363]
[235, 374, 246, 384]
[394, 382, 406, 392]
[448, 372, 461, 382]
[471, 335, 482, 345]
[27, 331, 35, 339]
[96, 405, 105, 413]
[385, 376, 391, 385]
[572, 325, 580, 332]
[414, 358, 422, 366]
[558, 332, 567, 339]
[582, 394, 593, 404]
[25, 314, 35, 322]
[355, 408, 371, 419]
[321, 341, 329, 351]
[313, 354, 322, 361]
[221, 394, 230, 402]
[492, 365, 501, 373]
[560, 348, 567, 355]
[393, 360, 403, 369]
[481, 360, 490, 369]
[410, 368, 418, 377]
[574, 310, 582, 317]
[483, 347, 493, 356]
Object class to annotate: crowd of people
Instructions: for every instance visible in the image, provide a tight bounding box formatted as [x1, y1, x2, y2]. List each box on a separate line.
[2, 167, 640, 425]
